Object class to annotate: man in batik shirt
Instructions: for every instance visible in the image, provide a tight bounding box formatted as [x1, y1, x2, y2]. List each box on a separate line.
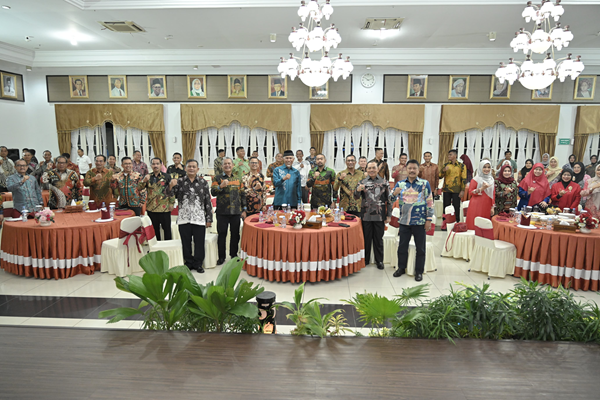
[7, 159, 44, 212]
[62, 153, 80, 175]
[267, 153, 283, 178]
[43, 156, 82, 209]
[131, 150, 149, 177]
[142, 157, 177, 240]
[232, 146, 250, 182]
[167, 152, 186, 180]
[305, 147, 317, 169]
[242, 157, 266, 216]
[22, 150, 38, 175]
[0, 145, 16, 192]
[334, 154, 364, 217]
[307, 153, 337, 209]
[213, 149, 225, 176]
[110, 157, 146, 216]
[83, 155, 116, 206]
[369, 147, 390, 182]
[439, 149, 466, 223]
[211, 158, 247, 265]
[35, 150, 54, 190]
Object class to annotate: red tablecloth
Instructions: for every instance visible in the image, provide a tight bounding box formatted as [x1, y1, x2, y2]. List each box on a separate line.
[2, 190, 50, 207]
[492, 216, 600, 291]
[240, 216, 365, 283]
[1, 210, 134, 279]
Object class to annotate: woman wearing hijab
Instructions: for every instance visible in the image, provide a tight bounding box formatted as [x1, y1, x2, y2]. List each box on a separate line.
[518, 159, 533, 182]
[571, 162, 590, 189]
[550, 169, 582, 211]
[518, 163, 551, 210]
[581, 164, 600, 219]
[460, 154, 474, 201]
[562, 154, 576, 171]
[190, 79, 205, 97]
[585, 155, 598, 178]
[495, 165, 518, 215]
[541, 153, 550, 167]
[465, 160, 495, 230]
[545, 156, 562, 187]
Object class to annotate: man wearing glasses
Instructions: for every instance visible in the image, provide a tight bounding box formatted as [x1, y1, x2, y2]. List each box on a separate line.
[6, 159, 43, 213]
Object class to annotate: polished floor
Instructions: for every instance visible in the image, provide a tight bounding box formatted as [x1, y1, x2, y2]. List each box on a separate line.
[0, 232, 598, 329]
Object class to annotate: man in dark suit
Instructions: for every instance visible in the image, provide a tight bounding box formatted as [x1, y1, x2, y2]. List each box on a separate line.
[72, 79, 86, 97]
[410, 78, 424, 97]
[271, 78, 285, 97]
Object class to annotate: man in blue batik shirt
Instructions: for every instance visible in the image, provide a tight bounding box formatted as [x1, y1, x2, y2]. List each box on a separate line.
[273, 150, 302, 210]
[7, 159, 44, 213]
[389, 159, 434, 282]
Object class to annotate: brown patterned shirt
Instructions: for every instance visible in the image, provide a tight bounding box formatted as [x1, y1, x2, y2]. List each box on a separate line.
[334, 168, 364, 212]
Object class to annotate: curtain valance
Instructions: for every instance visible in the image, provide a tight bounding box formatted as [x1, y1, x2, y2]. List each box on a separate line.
[440, 105, 560, 134]
[575, 106, 600, 134]
[180, 104, 292, 133]
[310, 104, 425, 133]
[54, 104, 165, 132]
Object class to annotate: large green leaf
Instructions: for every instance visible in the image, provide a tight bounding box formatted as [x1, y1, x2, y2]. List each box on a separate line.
[190, 295, 222, 321]
[215, 258, 241, 288]
[166, 265, 203, 295]
[139, 250, 170, 276]
[126, 275, 153, 303]
[142, 273, 166, 302]
[98, 307, 143, 323]
[230, 303, 259, 319]
[114, 276, 132, 293]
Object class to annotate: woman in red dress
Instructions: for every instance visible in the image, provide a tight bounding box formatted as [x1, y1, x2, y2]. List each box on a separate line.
[466, 159, 495, 230]
[550, 169, 581, 211]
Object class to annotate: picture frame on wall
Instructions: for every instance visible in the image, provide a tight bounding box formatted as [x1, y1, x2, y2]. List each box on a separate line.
[309, 82, 329, 100]
[448, 76, 469, 99]
[69, 75, 89, 99]
[573, 76, 596, 100]
[268, 75, 287, 99]
[108, 75, 127, 99]
[187, 75, 207, 99]
[228, 75, 247, 99]
[407, 75, 427, 99]
[489, 76, 511, 99]
[531, 84, 553, 100]
[1, 72, 18, 99]
[148, 75, 167, 99]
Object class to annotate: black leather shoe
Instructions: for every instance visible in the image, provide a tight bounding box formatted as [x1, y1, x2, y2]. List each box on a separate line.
[376, 262, 384, 270]
[197, 266, 205, 273]
[216, 259, 225, 266]
[393, 269, 404, 278]
[415, 273, 423, 282]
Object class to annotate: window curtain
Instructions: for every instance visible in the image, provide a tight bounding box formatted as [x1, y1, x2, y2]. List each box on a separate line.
[438, 132, 455, 166]
[333, 128, 347, 171]
[344, 127, 352, 166]
[148, 132, 164, 164]
[573, 133, 590, 165]
[70, 129, 79, 159]
[516, 129, 529, 168]
[182, 131, 196, 164]
[538, 132, 557, 158]
[481, 126, 494, 162]
[276, 132, 292, 154]
[351, 126, 361, 160]
[238, 125, 251, 153]
[384, 128, 397, 164]
[254, 128, 267, 172]
[582, 134, 599, 166]
[221, 125, 234, 159]
[532, 132, 541, 163]
[366, 122, 376, 161]
[322, 129, 335, 168]
[100, 124, 107, 156]
[497, 123, 512, 161]
[84, 127, 96, 160]
[114, 126, 127, 162]
[194, 130, 203, 169]
[310, 131, 324, 154]
[207, 127, 219, 166]
[130, 128, 142, 152]
[465, 129, 478, 168]
[272, 131, 280, 159]
[408, 132, 422, 162]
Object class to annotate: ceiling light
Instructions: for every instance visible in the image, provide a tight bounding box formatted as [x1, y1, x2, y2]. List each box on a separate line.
[366, 65, 371, 70]
[1, 5, 10, 10]
[489, 31, 497, 41]
[270, 33, 277, 43]
[70, 40, 78, 46]
[165, 35, 173, 40]
[193, 65, 198, 70]
[26, 66, 32, 72]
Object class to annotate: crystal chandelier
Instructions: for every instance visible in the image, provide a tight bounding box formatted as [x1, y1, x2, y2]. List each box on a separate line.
[277, 0, 353, 88]
[495, 0, 584, 91]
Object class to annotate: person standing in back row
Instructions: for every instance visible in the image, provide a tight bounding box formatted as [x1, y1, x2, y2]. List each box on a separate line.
[142, 157, 176, 241]
[439, 149, 466, 225]
[307, 153, 337, 209]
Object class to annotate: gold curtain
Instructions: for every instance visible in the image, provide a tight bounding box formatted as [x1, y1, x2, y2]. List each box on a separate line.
[408, 132, 423, 162]
[438, 132, 456, 167]
[55, 104, 165, 132]
[538, 133, 558, 157]
[573, 133, 589, 162]
[180, 104, 292, 132]
[148, 131, 166, 166]
[440, 104, 560, 134]
[276, 131, 292, 153]
[310, 104, 425, 133]
[182, 131, 196, 163]
[57, 130, 71, 156]
[311, 131, 325, 154]
[575, 106, 600, 134]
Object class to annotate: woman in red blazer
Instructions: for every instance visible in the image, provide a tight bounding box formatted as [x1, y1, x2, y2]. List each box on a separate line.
[550, 169, 581, 210]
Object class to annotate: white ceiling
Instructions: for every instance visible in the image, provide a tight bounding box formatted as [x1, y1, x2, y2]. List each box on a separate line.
[0, 0, 599, 69]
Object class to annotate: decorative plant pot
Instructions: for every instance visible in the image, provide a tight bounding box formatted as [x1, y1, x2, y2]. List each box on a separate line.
[293, 224, 303, 230]
[40, 220, 52, 227]
[580, 227, 591, 234]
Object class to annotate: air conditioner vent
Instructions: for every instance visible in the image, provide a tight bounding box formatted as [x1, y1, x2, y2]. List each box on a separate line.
[362, 18, 404, 31]
[99, 21, 146, 33]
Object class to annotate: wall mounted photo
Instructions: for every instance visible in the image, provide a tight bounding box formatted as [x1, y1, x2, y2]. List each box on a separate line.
[309, 82, 329, 100]
[489, 76, 511, 100]
[187, 75, 207, 99]
[1, 72, 17, 99]
[531, 84, 553, 100]
[148, 75, 167, 99]
[268, 75, 287, 99]
[448, 76, 469, 100]
[69, 75, 89, 99]
[108, 75, 127, 99]
[407, 75, 427, 99]
[573, 76, 596, 100]
[228, 75, 247, 99]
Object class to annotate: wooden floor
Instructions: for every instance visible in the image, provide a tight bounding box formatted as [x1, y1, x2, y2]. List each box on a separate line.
[1, 327, 599, 400]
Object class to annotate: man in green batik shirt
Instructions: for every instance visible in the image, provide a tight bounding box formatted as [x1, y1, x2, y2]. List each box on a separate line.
[232, 146, 250, 181]
[334, 154, 364, 216]
[307, 153, 337, 209]
[213, 149, 225, 176]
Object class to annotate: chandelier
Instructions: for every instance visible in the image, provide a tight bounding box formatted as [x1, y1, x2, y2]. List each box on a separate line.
[495, 0, 584, 91]
[277, 0, 353, 88]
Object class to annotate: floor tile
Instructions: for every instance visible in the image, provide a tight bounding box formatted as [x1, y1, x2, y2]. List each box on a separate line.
[0, 295, 63, 317]
[33, 297, 108, 319]
[73, 319, 135, 329]
[0, 277, 47, 295]
[22, 278, 89, 297]
[89, 298, 144, 320]
[0, 316, 29, 326]
[0, 294, 15, 307]
[304, 285, 351, 305]
[68, 280, 121, 298]
[20, 317, 82, 327]
[0, 271, 18, 284]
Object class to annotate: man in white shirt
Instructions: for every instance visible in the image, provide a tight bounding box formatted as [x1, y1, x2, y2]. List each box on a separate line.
[76, 148, 92, 176]
[111, 78, 125, 97]
[292, 149, 311, 203]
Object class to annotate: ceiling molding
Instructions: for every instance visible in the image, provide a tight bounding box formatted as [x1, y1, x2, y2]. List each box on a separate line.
[64, 0, 600, 10]
[0, 42, 35, 66]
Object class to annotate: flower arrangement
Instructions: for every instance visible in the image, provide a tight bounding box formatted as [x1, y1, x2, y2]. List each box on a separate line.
[575, 212, 599, 230]
[35, 209, 55, 224]
[289, 209, 306, 226]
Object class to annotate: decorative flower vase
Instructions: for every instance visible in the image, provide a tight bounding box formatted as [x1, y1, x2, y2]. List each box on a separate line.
[293, 224, 303, 230]
[40, 220, 51, 227]
[580, 227, 591, 234]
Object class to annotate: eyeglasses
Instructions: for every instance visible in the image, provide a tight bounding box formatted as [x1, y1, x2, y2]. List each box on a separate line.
[15, 164, 27, 167]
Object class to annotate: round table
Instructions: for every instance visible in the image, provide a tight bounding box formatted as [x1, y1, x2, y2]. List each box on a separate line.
[2, 190, 51, 207]
[240, 217, 366, 283]
[492, 216, 600, 291]
[1, 210, 134, 279]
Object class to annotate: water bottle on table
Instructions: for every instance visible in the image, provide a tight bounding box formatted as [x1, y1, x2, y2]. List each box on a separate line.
[259, 211, 264, 222]
[21, 207, 28, 222]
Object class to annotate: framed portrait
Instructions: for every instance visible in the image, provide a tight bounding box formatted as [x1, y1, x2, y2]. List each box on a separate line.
[309, 82, 329, 100]
[448, 76, 469, 100]
[1, 72, 18, 99]
[147, 75, 167, 99]
[489, 76, 511, 99]
[407, 75, 427, 99]
[108, 75, 127, 99]
[573, 76, 596, 100]
[268, 75, 287, 99]
[187, 75, 207, 99]
[69, 75, 89, 99]
[228, 75, 247, 99]
[531, 84, 553, 100]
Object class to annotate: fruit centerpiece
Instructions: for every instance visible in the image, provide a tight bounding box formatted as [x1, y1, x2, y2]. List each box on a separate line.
[317, 206, 334, 223]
